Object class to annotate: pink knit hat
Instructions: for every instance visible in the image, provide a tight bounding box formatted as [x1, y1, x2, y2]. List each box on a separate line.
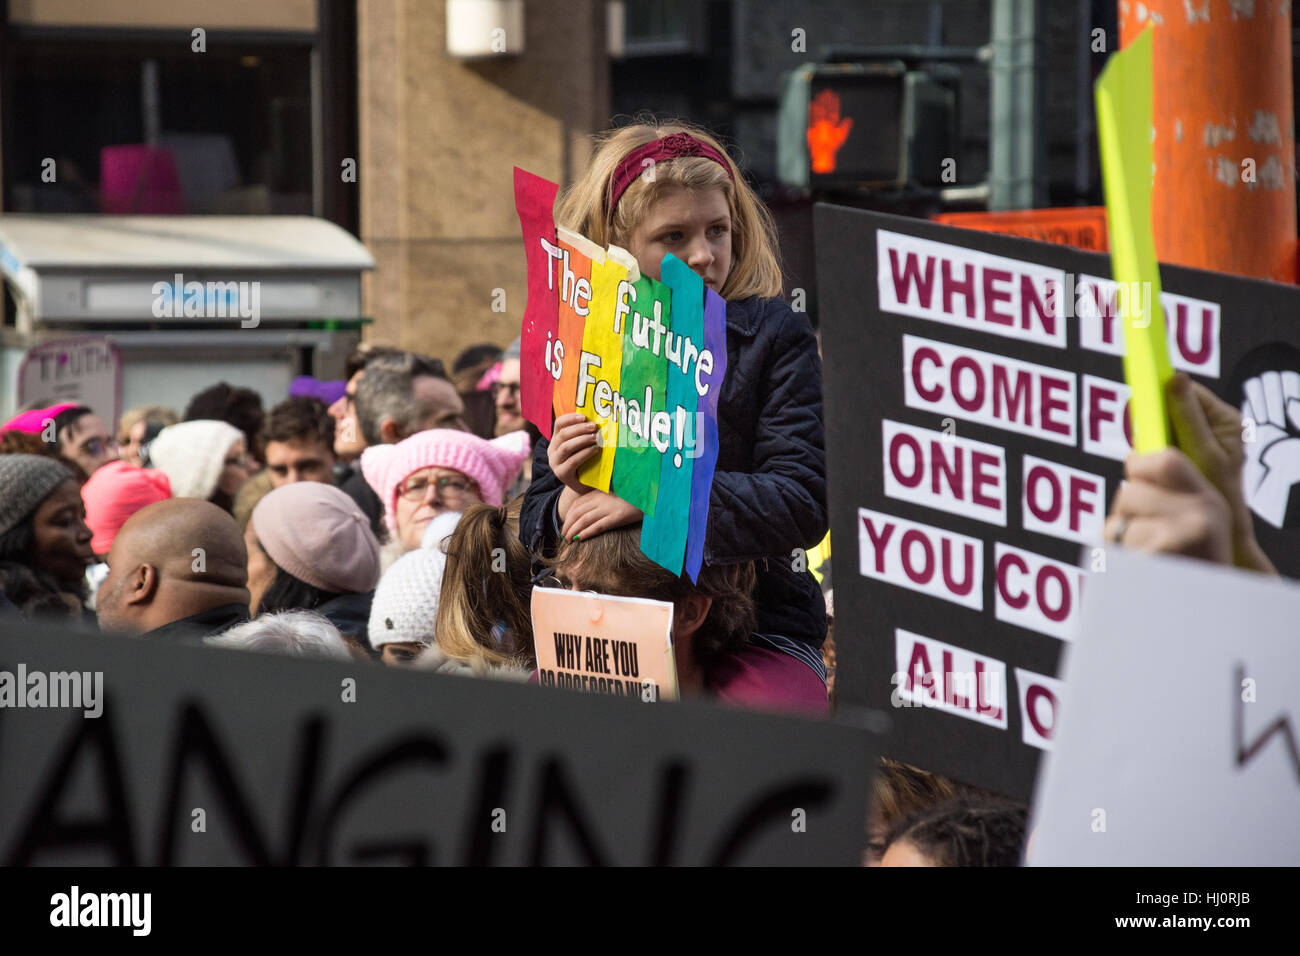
[1, 402, 79, 435]
[361, 428, 530, 528]
[251, 482, 381, 594]
[81, 460, 172, 556]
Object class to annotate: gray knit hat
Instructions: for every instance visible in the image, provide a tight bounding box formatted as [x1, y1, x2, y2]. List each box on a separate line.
[0, 454, 74, 536]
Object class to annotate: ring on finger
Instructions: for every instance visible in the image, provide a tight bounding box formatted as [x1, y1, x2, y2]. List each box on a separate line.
[1111, 514, 1131, 544]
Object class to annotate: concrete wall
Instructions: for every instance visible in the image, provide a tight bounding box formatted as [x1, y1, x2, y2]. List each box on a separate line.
[357, 0, 609, 364]
[358, 0, 1097, 353]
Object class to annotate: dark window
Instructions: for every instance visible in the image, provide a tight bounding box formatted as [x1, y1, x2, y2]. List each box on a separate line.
[7, 38, 313, 215]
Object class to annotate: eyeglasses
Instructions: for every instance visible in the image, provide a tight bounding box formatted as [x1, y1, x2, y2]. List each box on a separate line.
[530, 567, 609, 595]
[530, 567, 567, 589]
[398, 472, 476, 502]
[490, 381, 522, 401]
[81, 436, 119, 457]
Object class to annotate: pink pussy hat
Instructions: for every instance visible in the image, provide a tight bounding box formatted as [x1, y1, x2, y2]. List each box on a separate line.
[360, 428, 531, 530]
[1, 402, 79, 435]
[81, 460, 172, 556]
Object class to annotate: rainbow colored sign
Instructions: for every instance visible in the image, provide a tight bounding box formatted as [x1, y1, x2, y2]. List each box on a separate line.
[514, 167, 727, 580]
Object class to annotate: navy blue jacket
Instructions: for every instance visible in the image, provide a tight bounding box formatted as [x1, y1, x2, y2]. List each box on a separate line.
[318, 590, 374, 648]
[521, 295, 829, 650]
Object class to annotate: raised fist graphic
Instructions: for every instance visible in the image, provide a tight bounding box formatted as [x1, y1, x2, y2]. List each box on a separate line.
[1237, 358, 1300, 530]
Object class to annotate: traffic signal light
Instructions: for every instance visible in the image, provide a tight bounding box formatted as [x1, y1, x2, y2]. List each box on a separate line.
[778, 61, 959, 190]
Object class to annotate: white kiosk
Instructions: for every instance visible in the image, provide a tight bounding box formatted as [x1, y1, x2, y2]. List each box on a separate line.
[0, 215, 373, 422]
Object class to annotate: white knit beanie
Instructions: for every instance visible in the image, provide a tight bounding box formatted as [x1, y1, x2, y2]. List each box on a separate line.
[148, 420, 244, 500]
[420, 510, 463, 551]
[368, 547, 449, 648]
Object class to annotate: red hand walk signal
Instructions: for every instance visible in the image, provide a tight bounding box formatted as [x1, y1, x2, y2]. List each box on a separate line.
[806, 89, 854, 174]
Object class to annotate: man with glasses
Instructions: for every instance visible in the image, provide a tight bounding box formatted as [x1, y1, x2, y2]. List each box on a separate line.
[493, 339, 538, 499]
[329, 346, 468, 540]
[355, 352, 467, 445]
[329, 346, 398, 536]
[329, 345, 403, 464]
[493, 341, 526, 437]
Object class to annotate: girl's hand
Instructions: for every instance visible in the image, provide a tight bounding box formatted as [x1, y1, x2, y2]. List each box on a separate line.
[1166, 373, 1276, 573]
[547, 413, 600, 494]
[1104, 448, 1233, 565]
[561, 491, 642, 542]
[557, 485, 584, 525]
[1167, 373, 1243, 508]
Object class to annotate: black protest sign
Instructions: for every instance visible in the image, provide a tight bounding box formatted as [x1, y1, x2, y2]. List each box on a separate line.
[0, 623, 876, 865]
[816, 204, 1300, 800]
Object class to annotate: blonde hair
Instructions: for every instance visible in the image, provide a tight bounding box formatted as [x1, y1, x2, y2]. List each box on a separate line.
[555, 117, 784, 301]
[118, 404, 178, 444]
[430, 499, 535, 672]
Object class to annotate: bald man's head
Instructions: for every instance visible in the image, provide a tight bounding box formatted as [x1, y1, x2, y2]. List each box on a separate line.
[112, 498, 247, 585]
[97, 498, 249, 635]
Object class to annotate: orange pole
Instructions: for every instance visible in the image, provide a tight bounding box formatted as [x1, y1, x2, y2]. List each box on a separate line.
[1119, 1, 1296, 283]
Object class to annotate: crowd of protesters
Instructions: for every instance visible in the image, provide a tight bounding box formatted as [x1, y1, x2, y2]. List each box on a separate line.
[0, 120, 1279, 867]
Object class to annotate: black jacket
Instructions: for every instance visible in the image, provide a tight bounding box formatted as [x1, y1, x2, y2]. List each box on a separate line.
[317, 590, 374, 647]
[139, 603, 250, 645]
[334, 462, 386, 539]
[521, 295, 829, 649]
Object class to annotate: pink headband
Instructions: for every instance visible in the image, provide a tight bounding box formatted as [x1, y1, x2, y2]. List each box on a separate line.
[605, 133, 735, 219]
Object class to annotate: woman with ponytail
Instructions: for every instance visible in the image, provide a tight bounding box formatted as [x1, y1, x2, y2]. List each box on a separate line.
[412, 498, 534, 677]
